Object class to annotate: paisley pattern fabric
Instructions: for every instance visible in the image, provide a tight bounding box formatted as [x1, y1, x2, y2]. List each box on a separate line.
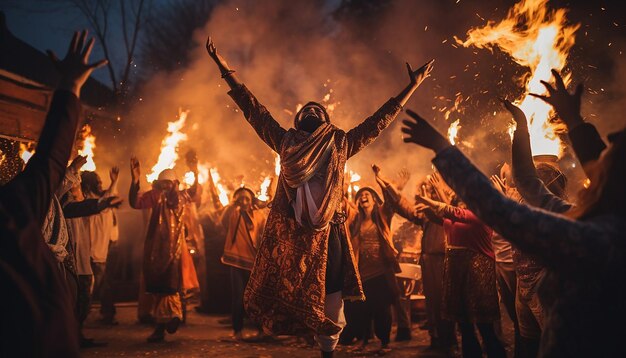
[228, 84, 402, 335]
[442, 248, 499, 323]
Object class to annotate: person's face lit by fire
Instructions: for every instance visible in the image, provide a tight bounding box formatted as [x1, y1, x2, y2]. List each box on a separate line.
[155, 179, 176, 193]
[234, 190, 253, 211]
[358, 190, 375, 211]
[297, 104, 326, 132]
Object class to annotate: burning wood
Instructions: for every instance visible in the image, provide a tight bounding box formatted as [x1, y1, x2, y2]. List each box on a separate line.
[458, 0, 579, 157]
[146, 110, 189, 183]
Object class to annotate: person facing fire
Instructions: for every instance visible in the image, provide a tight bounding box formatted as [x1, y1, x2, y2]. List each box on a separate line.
[219, 187, 268, 341]
[206, 36, 433, 357]
[128, 159, 200, 342]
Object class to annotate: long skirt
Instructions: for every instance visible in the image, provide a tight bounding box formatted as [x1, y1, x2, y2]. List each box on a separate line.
[442, 248, 499, 323]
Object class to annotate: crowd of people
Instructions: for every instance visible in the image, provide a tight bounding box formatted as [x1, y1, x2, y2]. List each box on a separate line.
[0, 29, 624, 358]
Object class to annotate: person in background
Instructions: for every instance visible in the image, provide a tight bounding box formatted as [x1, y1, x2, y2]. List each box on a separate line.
[490, 164, 521, 357]
[129, 158, 200, 342]
[219, 187, 268, 340]
[414, 183, 505, 358]
[0, 29, 107, 357]
[206, 35, 433, 358]
[400, 67, 626, 355]
[80, 167, 120, 325]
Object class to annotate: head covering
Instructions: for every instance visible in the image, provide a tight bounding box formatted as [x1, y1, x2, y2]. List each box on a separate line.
[157, 168, 177, 182]
[233, 186, 261, 207]
[294, 102, 330, 129]
[354, 186, 383, 205]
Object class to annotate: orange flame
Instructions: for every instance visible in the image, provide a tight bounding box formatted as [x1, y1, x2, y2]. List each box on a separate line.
[19, 143, 35, 164]
[183, 162, 210, 186]
[458, 0, 579, 156]
[210, 167, 230, 207]
[258, 176, 272, 201]
[274, 154, 281, 176]
[146, 110, 189, 182]
[77, 124, 96, 171]
[447, 119, 461, 145]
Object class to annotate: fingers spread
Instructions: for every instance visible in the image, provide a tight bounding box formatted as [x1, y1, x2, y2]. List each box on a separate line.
[81, 38, 95, 61]
[401, 119, 418, 129]
[529, 93, 550, 103]
[69, 31, 79, 54]
[551, 69, 566, 91]
[539, 80, 556, 94]
[88, 59, 108, 69]
[77, 30, 88, 54]
[46, 50, 60, 65]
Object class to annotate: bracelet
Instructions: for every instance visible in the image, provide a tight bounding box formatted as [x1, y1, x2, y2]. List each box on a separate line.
[221, 70, 235, 78]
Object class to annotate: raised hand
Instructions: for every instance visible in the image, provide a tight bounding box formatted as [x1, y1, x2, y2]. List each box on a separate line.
[68, 155, 87, 173]
[401, 109, 451, 152]
[130, 156, 140, 183]
[371, 164, 381, 177]
[205, 36, 217, 59]
[529, 69, 584, 128]
[47, 30, 108, 98]
[407, 59, 435, 88]
[185, 149, 199, 173]
[110, 166, 120, 183]
[490, 174, 506, 194]
[501, 99, 528, 129]
[395, 168, 411, 191]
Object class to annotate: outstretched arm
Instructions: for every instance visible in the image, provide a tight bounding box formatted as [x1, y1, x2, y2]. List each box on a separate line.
[207, 37, 286, 152]
[346, 60, 434, 158]
[401, 110, 614, 270]
[0, 30, 106, 226]
[372, 164, 424, 225]
[530, 69, 606, 175]
[502, 100, 572, 213]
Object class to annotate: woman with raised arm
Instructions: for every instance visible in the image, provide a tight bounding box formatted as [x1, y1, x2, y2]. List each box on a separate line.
[206, 37, 433, 357]
[400, 69, 626, 356]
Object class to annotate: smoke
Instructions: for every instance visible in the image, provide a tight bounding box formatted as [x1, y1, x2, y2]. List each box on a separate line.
[110, 0, 625, 202]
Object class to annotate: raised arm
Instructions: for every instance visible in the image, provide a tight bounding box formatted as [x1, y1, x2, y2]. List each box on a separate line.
[503, 100, 572, 212]
[0, 30, 106, 225]
[104, 166, 120, 197]
[530, 69, 606, 175]
[346, 60, 434, 158]
[206, 37, 285, 152]
[401, 110, 614, 270]
[128, 156, 157, 209]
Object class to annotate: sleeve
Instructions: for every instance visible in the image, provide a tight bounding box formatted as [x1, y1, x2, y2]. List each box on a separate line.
[62, 199, 101, 218]
[0, 90, 81, 226]
[378, 180, 424, 225]
[228, 84, 287, 153]
[568, 122, 607, 175]
[433, 146, 613, 269]
[129, 182, 157, 209]
[346, 98, 402, 158]
[512, 127, 572, 213]
[56, 167, 81, 198]
[433, 205, 479, 224]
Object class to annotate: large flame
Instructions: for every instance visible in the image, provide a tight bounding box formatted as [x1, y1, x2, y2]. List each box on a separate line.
[447, 119, 461, 145]
[183, 162, 210, 186]
[146, 110, 189, 182]
[459, 0, 579, 156]
[77, 124, 97, 171]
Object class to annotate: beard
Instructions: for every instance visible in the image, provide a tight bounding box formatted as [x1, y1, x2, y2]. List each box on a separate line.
[298, 114, 324, 133]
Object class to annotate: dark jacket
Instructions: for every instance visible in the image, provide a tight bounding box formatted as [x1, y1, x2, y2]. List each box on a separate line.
[0, 90, 81, 357]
